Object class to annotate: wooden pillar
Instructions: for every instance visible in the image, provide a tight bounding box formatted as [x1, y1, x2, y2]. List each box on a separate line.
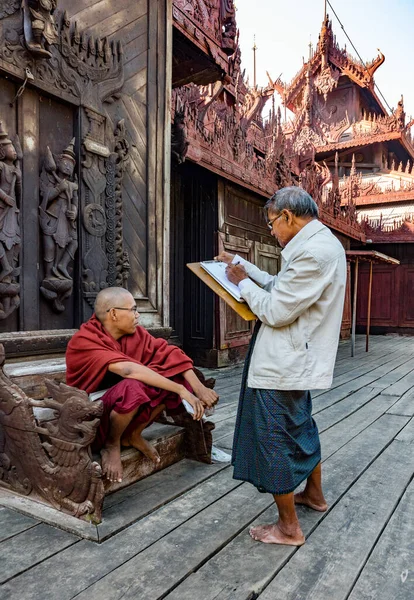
[18, 90, 40, 331]
[366, 261, 373, 352]
[351, 257, 359, 357]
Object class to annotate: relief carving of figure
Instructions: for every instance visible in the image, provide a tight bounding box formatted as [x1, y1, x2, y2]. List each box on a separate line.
[39, 138, 78, 312]
[0, 122, 21, 320]
[22, 0, 59, 59]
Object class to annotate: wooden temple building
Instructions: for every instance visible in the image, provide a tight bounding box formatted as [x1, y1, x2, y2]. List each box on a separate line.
[0, 0, 413, 536]
[272, 15, 414, 336]
[0, 1, 411, 366]
[0, 0, 367, 370]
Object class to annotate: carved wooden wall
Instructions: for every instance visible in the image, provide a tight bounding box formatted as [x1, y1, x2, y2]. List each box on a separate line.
[0, 0, 171, 349]
[63, 0, 172, 327]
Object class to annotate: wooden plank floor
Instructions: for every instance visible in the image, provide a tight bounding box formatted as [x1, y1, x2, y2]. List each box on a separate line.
[2, 334, 414, 600]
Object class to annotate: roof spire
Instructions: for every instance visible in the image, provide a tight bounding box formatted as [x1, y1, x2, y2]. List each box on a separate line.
[252, 35, 257, 88]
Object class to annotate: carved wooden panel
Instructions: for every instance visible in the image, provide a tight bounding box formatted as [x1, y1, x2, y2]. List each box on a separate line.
[38, 96, 77, 329]
[0, 0, 171, 341]
[221, 182, 271, 240]
[217, 231, 253, 348]
[0, 79, 19, 333]
[254, 240, 281, 278]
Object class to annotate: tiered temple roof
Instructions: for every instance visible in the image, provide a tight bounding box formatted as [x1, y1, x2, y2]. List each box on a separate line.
[274, 15, 414, 242]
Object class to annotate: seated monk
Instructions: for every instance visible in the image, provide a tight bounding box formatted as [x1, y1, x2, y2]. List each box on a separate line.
[66, 287, 218, 483]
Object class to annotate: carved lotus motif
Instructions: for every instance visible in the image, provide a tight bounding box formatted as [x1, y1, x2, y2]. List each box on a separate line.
[314, 67, 340, 102]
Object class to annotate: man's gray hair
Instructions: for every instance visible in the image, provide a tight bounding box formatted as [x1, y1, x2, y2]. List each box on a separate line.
[265, 186, 319, 219]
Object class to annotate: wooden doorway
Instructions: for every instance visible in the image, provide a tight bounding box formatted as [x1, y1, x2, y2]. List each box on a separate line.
[170, 162, 218, 363]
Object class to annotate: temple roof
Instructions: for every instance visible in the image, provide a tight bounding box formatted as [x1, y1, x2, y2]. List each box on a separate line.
[274, 16, 386, 114]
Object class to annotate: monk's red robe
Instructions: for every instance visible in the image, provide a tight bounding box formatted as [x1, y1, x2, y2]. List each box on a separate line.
[66, 315, 194, 448]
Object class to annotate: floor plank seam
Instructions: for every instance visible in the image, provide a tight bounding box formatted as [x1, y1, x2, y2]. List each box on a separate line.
[313, 359, 414, 415]
[321, 405, 405, 464]
[96, 465, 233, 543]
[343, 469, 414, 600]
[0, 539, 80, 587]
[70, 479, 251, 600]
[316, 392, 382, 434]
[155, 499, 277, 600]
[0, 522, 39, 545]
[249, 418, 411, 600]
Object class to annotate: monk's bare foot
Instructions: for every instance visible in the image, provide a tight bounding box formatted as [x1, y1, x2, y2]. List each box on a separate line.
[122, 433, 160, 464]
[101, 444, 123, 483]
[294, 491, 328, 512]
[249, 522, 305, 546]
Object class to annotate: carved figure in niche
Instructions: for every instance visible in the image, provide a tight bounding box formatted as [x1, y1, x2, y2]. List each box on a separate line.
[171, 108, 189, 164]
[0, 122, 21, 321]
[39, 138, 78, 312]
[22, 0, 59, 59]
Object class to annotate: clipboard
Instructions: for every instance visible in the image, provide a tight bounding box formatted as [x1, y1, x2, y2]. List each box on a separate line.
[187, 262, 257, 321]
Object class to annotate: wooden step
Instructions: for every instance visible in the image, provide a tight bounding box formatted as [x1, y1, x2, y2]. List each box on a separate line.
[104, 423, 186, 494]
[5, 356, 66, 399]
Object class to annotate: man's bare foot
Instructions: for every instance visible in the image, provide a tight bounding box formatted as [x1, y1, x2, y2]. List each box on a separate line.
[249, 523, 305, 546]
[294, 491, 328, 512]
[101, 444, 123, 483]
[122, 433, 161, 464]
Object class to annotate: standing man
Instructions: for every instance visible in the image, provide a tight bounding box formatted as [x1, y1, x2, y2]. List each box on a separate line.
[216, 186, 346, 546]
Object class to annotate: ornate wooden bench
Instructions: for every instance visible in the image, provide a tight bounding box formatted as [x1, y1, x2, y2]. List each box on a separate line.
[0, 344, 215, 525]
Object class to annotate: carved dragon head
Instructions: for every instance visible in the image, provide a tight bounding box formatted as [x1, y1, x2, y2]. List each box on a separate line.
[42, 380, 103, 444]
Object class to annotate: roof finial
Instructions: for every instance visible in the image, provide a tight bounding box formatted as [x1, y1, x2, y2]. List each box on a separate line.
[324, 0, 327, 20]
[252, 35, 258, 88]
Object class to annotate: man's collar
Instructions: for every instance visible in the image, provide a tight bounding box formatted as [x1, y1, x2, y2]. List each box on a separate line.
[281, 219, 325, 262]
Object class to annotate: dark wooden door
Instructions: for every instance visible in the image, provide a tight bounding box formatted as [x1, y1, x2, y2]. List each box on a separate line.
[170, 162, 218, 363]
[0, 77, 79, 334]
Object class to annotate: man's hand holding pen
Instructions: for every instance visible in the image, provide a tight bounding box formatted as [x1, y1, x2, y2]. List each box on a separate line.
[213, 251, 248, 285]
[225, 262, 248, 285]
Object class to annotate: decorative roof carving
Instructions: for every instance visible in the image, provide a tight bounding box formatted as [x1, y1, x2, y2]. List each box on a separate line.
[173, 59, 365, 240]
[0, 7, 124, 106]
[275, 16, 385, 112]
[360, 214, 414, 242]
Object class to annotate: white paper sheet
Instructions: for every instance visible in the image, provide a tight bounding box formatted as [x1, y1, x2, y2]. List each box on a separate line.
[200, 261, 244, 302]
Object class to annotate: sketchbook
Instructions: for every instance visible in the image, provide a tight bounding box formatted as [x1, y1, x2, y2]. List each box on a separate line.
[199, 260, 244, 302]
[187, 263, 256, 321]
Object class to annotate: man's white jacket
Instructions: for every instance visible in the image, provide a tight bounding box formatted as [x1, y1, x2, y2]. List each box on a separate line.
[235, 219, 347, 390]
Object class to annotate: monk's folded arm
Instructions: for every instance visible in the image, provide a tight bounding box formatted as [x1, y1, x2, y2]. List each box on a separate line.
[107, 361, 185, 396]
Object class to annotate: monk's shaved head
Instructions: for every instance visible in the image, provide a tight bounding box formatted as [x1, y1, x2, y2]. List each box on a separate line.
[95, 287, 134, 322]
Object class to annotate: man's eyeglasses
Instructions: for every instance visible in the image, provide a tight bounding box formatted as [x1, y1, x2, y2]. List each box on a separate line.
[267, 214, 283, 230]
[106, 306, 139, 313]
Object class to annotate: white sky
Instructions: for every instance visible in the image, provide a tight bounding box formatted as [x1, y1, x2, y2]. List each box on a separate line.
[235, 0, 414, 121]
